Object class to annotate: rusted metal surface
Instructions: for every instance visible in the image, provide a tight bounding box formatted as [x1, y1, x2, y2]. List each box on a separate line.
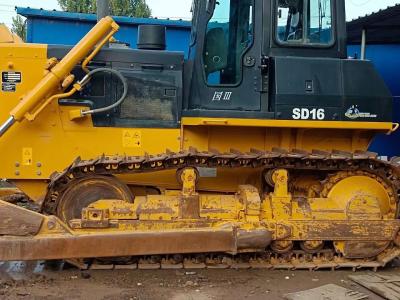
[236, 228, 272, 250]
[238, 185, 261, 220]
[179, 168, 198, 197]
[0, 188, 25, 203]
[136, 195, 179, 221]
[0, 200, 43, 236]
[300, 240, 325, 253]
[179, 195, 200, 219]
[289, 220, 400, 241]
[270, 241, 294, 254]
[342, 241, 391, 259]
[0, 221, 272, 261]
[19, 246, 400, 271]
[395, 231, 400, 247]
[78, 219, 111, 229]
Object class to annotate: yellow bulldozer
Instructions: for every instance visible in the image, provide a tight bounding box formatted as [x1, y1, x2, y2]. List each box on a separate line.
[0, 0, 399, 270]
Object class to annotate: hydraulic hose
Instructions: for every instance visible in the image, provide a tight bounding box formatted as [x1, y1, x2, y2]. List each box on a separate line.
[78, 68, 128, 116]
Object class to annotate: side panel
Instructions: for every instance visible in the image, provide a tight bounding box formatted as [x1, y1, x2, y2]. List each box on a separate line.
[342, 60, 393, 122]
[49, 46, 184, 128]
[273, 57, 343, 121]
[273, 57, 393, 122]
[348, 44, 400, 157]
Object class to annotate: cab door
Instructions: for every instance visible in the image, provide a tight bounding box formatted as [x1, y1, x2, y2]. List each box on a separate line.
[187, 0, 267, 113]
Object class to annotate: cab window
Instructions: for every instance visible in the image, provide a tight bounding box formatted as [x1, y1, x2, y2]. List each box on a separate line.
[203, 0, 254, 85]
[277, 0, 333, 45]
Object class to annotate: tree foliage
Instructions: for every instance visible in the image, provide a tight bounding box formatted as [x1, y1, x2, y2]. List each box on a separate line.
[57, 0, 95, 13]
[11, 15, 26, 41]
[57, 0, 151, 17]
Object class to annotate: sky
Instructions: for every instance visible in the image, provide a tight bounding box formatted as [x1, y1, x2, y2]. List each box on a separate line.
[0, 0, 399, 28]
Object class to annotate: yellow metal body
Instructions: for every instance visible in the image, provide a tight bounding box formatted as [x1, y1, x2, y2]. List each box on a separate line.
[0, 71, 391, 202]
[0, 114, 389, 202]
[180, 168, 197, 197]
[0, 25, 23, 44]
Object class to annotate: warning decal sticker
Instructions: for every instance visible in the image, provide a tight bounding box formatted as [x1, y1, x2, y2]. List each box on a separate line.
[22, 147, 33, 166]
[2, 71, 21, 92]
[122, 130, 142, 148]
[2, 72, 21, 83]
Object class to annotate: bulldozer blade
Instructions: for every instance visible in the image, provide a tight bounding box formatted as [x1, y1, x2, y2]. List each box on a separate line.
[0, 200, 272, 261]
[0, 230, 239, 261]
[0, 200, 43, 236]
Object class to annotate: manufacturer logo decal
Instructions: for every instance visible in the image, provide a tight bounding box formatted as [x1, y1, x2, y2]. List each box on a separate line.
[345, 105, 377, 119]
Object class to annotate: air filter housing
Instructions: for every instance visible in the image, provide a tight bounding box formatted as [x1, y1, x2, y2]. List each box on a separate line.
[137, 25, 166, 50]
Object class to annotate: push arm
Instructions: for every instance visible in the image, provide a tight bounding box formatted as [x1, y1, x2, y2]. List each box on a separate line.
[0, 16, 119, 137]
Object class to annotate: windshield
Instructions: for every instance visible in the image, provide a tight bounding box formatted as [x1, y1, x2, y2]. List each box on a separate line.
[277, 0, 333, 46]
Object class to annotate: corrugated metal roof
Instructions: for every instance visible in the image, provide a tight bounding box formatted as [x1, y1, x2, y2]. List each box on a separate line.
[347, 4, 400, 44]
[16, 7, 192, 29]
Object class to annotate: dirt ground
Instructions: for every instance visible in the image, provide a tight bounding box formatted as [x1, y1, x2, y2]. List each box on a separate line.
[1, 260, 399, 300]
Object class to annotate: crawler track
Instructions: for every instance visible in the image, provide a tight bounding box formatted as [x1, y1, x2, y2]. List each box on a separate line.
[44, 148, 400, 213]
[40, 148, 400, 271]
[73, 247, 400, 272]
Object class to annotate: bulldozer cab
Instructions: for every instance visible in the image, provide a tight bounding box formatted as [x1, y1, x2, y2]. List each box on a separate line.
[185, 0, 355, 120]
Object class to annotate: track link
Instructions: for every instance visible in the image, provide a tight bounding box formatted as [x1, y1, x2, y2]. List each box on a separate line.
[43, 148, 400, 271]
[70, 247, 400, 272]
[44, 148, 400, 213]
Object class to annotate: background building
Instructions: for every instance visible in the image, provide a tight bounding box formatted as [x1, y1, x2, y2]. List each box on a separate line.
[17, 7, 191, 56]
[347, 4, 400, 157]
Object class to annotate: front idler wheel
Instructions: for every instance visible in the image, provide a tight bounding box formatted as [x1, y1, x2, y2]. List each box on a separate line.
[56, 175, 133, 226]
